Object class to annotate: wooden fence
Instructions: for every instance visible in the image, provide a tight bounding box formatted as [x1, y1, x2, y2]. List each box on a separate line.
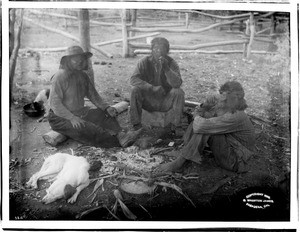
[23, 9, 282, 59]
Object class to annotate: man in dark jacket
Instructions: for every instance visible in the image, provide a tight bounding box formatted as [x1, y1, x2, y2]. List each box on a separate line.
[129, 37, 185, 132]
[48, 45, 141, 148]
[155, 81, 256, 173]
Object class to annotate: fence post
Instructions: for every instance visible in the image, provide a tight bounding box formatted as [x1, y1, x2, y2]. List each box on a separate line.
[185, 13, 189, 29]
[243, 18, 250, 58]
[121, 9, 129, 58]
[246, 12, 255, 59]
[270, 14, 275, 34]
[130, 9, 137, 38]
[79, 9, 94, 85]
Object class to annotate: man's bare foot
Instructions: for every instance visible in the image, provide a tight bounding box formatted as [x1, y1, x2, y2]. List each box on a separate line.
[154, 156, 186, 174]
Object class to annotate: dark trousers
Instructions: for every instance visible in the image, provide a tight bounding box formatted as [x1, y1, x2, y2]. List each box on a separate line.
[129, 86, 185, 126]
[48, 108, 121, 148]
[181, 123, 241, 172]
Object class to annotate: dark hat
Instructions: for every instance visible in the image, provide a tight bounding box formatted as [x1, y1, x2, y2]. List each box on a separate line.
[60, 45, 93, 65]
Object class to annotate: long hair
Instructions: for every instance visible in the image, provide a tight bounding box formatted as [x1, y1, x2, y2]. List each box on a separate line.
[219, 81, 248, 112]
[59, 55, 89, 71]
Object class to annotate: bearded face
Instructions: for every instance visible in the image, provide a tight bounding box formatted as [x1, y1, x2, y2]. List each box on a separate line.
[69, 55, 88, 71]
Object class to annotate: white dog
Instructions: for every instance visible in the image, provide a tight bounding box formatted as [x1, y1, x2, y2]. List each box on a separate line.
[26, 152, 90, 204]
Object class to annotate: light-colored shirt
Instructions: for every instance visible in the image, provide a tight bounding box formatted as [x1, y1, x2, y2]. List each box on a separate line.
[49, 69, 109, 120]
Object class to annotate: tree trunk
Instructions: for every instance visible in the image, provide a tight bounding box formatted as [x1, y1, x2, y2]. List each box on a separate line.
[9, 10, 23, 105]
[79, 9, 94, 86]
[9, 9, 16, 58]
[246, 12, 255, 59]
[121, 9, 129, 58]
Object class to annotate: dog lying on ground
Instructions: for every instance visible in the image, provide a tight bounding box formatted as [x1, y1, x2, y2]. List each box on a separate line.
[26, 152, 90, 204]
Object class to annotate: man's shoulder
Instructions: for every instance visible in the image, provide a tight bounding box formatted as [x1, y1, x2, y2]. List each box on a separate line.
[53, 69, 68, 80]
[138, 55, 151, 63]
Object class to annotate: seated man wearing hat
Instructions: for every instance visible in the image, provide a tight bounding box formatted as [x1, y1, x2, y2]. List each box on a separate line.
[129, 37, 185, 132]
[48, 45, 142, 148]
[155, 81, 256, 173]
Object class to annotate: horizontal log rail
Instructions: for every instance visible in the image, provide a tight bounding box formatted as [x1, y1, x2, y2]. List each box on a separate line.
[133, 49, 273, 55]
[130, 40, 248, 50]
[129, 17, 249, 33]
[24, 17, 113, 58]
[27, 9, 131, 27]
[95, 32, 161, 47]
[238, 35, 274, 43]
[173, 10, 259, 20]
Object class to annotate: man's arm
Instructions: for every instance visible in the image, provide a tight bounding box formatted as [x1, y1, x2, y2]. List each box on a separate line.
[130, 58, 153, 89]
[50, 72, 76, 121]
[193, 111, 248, 134]
[162, 58, 182, 88]
[86, 75, 110, 111]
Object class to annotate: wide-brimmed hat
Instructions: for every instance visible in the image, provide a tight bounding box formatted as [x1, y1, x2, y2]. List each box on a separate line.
[60, 45, 93, 65]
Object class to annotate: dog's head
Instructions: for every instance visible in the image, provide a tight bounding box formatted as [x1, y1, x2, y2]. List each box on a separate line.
[42, 180, 67, 204]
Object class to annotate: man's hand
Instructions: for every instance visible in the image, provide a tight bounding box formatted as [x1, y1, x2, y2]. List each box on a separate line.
[159, 56, 170, 71]
[152, 85, 166, 96]
[70, 116, 85, 129]
[106, 106, 118, 117]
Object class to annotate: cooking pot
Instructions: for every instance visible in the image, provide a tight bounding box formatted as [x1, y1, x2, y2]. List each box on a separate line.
[23, 102, 45, 117]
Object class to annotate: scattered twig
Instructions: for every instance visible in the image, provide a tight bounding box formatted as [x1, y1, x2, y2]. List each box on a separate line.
[106, 180, 118, 186]
[147, 193, 160, 202]
[90, 173, 118, 182]
[155, 181, 196, 208]
[29, 127, 36, 133]
[202, 177, 232, 194]
[76, 206, 103, 219]
[87, 179, 104, 198]
[113, 163, 150, 177]
[272, 135, 288, 141]
[104, 205, 121, 220]
[150, 147, 174, 156]
[139, 204, 152, 218]
[117, 174, 149, 182]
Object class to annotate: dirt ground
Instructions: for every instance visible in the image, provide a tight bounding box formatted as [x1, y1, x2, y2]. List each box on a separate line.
[9, 9, 291, 221]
